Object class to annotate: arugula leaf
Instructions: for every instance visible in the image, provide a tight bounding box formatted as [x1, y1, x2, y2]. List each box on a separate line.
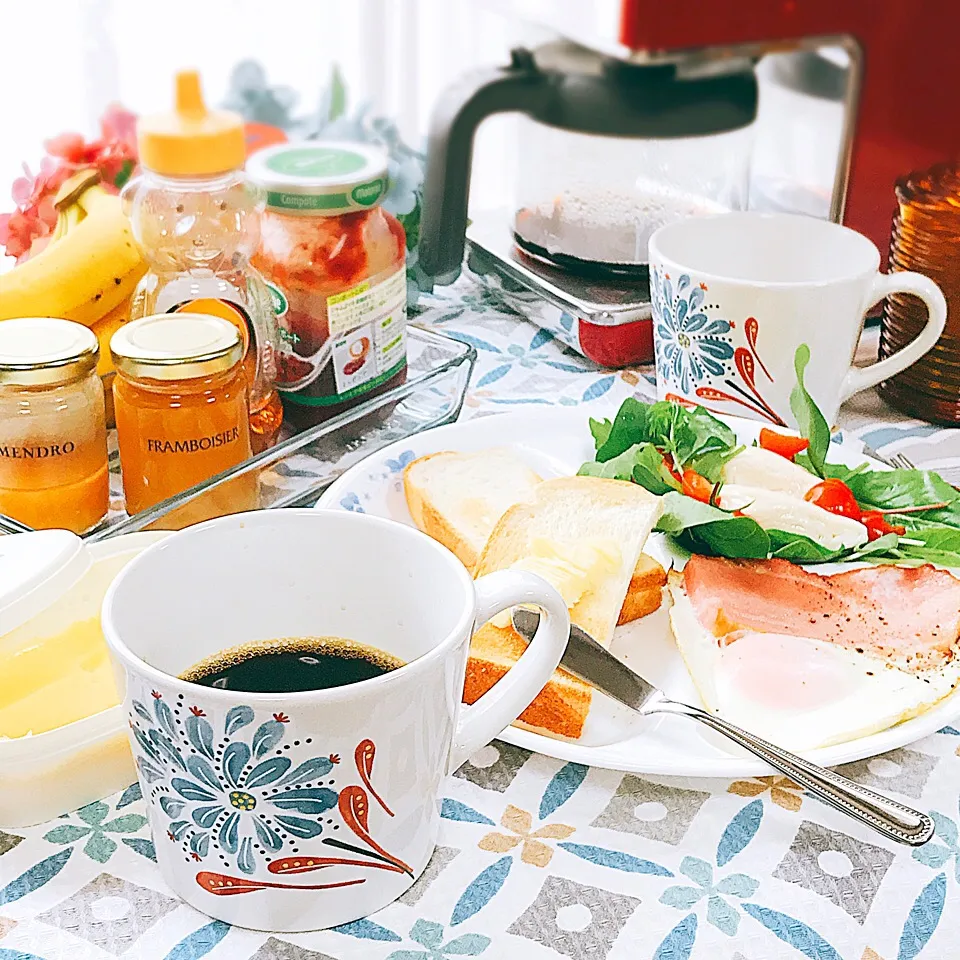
[646, 401, 736, 471]
[578, 443, 680, 495]
[789, 344, 830, 478]
[679, 520, 771, 560]
[828, 466, 960, 529]
[594, 398, 650, 462]
[689, 444, 744, 483]
[767, 529, 846, 562]
[589, 417, 613, 450]
[767, 529, 905, 564]
[891, 527, 960, 566]
[655, 491, 770, 559]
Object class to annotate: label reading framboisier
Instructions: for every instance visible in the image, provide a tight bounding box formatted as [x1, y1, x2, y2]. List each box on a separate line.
[145, 428, 241, 454]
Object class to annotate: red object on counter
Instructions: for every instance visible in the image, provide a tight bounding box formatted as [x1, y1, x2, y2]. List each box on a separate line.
[577, 315, 654, 368]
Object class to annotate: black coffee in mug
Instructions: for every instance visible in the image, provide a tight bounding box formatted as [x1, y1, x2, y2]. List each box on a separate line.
[180, 637, 404, 693]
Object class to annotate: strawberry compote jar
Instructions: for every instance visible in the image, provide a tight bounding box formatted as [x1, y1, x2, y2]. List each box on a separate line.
[248, 142, 406, 429]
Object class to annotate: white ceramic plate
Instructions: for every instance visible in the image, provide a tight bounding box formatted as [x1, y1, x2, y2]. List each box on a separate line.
[316, 407, 960, 776]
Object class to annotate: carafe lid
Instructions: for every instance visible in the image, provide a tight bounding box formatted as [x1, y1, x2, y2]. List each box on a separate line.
[246, 142, 390, 216]
[138, 71, 246, 176]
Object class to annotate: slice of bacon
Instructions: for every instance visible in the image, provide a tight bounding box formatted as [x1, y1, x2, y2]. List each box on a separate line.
[683, 555, 960, 671]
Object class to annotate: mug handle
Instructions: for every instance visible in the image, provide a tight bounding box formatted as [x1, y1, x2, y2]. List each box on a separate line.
[448, 570, 570, 772]
[841, 271, 947, 401]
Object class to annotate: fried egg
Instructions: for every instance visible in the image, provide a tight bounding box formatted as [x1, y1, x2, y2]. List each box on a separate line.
[668, 575, 960, 750]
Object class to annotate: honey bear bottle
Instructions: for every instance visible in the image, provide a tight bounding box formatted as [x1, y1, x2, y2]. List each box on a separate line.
[122, 70, 282, 452]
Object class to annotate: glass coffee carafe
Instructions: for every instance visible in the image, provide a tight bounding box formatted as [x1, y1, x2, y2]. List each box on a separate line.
[513, 116, 753, 275]
[418, 42, 757, 282]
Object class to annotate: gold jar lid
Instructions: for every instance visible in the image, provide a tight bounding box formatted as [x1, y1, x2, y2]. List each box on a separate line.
[0, 318, 99, 386]
[110, 313, 243, 381]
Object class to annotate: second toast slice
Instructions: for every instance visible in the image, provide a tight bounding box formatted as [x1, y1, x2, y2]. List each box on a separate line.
[466, 476, 662, 738]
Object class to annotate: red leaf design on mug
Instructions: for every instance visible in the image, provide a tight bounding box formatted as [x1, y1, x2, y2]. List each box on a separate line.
[355, 740, 394, 817]
[338, 785, 413, 876]
[695, 386, 784, 425]
[664, 392, 697, 410]
[340, 784, 370, 835]
[268, 854, 404, 875]
[195, 871, 366, 896]
[735, 347, 757, 393]
[745, 318, 774, 381]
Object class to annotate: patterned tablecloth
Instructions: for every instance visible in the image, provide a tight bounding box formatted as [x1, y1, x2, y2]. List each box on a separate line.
[3, 279, 960, 960]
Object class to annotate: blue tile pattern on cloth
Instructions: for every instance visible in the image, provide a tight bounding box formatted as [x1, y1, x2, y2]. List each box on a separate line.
[4, 277, 960, 960]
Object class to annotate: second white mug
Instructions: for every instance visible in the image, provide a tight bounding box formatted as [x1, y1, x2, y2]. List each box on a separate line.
[648, 212, 947, 426]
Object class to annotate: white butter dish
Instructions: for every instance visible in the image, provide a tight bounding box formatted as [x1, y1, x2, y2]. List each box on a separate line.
[0, 530, 166, 828]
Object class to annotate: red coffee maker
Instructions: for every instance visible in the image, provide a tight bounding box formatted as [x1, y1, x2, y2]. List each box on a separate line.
[418, 0, 960, 368]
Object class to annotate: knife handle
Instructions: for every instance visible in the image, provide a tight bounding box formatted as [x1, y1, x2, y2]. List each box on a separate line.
[655, 700, 934, 847]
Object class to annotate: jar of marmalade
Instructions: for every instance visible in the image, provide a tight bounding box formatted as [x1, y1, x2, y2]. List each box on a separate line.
[0, 318, 108, 534]
[248, 142, 406, 429]
[111, 314, 256, 525]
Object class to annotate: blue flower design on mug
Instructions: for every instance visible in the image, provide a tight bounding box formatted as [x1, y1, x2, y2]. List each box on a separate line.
[653, 267, 735, 393]
[130, 693, 339, 874]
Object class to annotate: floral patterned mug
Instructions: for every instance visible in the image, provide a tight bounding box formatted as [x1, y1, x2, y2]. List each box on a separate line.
[101, 509, 569, 932]
[648, 212, 947, 427]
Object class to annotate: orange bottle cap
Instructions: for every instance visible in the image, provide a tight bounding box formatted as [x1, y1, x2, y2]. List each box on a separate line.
[137, 71, 246, 177]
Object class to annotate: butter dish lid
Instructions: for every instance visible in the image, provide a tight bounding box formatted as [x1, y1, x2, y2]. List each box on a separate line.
[0, 530, 91, 637]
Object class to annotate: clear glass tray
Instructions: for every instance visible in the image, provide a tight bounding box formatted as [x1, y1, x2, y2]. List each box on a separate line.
[0, 327, 474, 540]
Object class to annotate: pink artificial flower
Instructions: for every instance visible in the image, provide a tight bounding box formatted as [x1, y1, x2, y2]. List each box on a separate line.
[1, 103, 140, 260]
[100, 103, 138, 153]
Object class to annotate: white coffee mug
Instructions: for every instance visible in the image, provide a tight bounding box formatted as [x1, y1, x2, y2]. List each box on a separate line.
[648, 212, 947, 427]
[102, 510, 569, 932]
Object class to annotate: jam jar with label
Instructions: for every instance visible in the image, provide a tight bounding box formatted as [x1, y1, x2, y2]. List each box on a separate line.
[0, 318, 108, 533]
[111, 313, 256, 526]
[248, 142, 406, 428]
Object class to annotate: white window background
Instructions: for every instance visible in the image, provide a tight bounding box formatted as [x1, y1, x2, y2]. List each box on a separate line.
[0, 0, 551, 227]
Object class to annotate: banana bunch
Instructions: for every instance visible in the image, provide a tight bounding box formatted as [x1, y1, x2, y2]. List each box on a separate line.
[0, 169, 146, 326]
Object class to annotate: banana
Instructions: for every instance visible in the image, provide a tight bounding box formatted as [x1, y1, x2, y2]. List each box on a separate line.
[90, 296, 131, 378]
[0, 171, 146, 326]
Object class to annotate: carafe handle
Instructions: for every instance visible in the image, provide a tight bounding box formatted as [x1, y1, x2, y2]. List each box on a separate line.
[418, 48, 551, 285]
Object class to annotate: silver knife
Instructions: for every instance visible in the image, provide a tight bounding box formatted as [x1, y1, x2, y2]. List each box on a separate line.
[512, 608, 933, 847]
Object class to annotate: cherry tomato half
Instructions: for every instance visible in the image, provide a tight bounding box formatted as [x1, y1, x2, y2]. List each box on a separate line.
[661, 454, 682, 485]
[681, 469, 714, 504]
[759, 428, 810, 460]
[803, 478, 862, 520]
[860, 510, 906, 541]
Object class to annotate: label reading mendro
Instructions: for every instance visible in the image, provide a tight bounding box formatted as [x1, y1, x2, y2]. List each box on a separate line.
[0, 441, 77, 458]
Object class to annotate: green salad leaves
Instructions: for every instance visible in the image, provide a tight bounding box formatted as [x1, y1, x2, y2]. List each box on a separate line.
[578, 349, 960, 566]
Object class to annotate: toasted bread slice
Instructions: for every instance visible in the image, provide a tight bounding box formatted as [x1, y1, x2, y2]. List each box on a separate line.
[620, 554, 668, 625]
[403, 448, 666, 622]
[465, 476, 662, 738]
[404, 449, 542, 571]
[464, 623, 592, 740]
